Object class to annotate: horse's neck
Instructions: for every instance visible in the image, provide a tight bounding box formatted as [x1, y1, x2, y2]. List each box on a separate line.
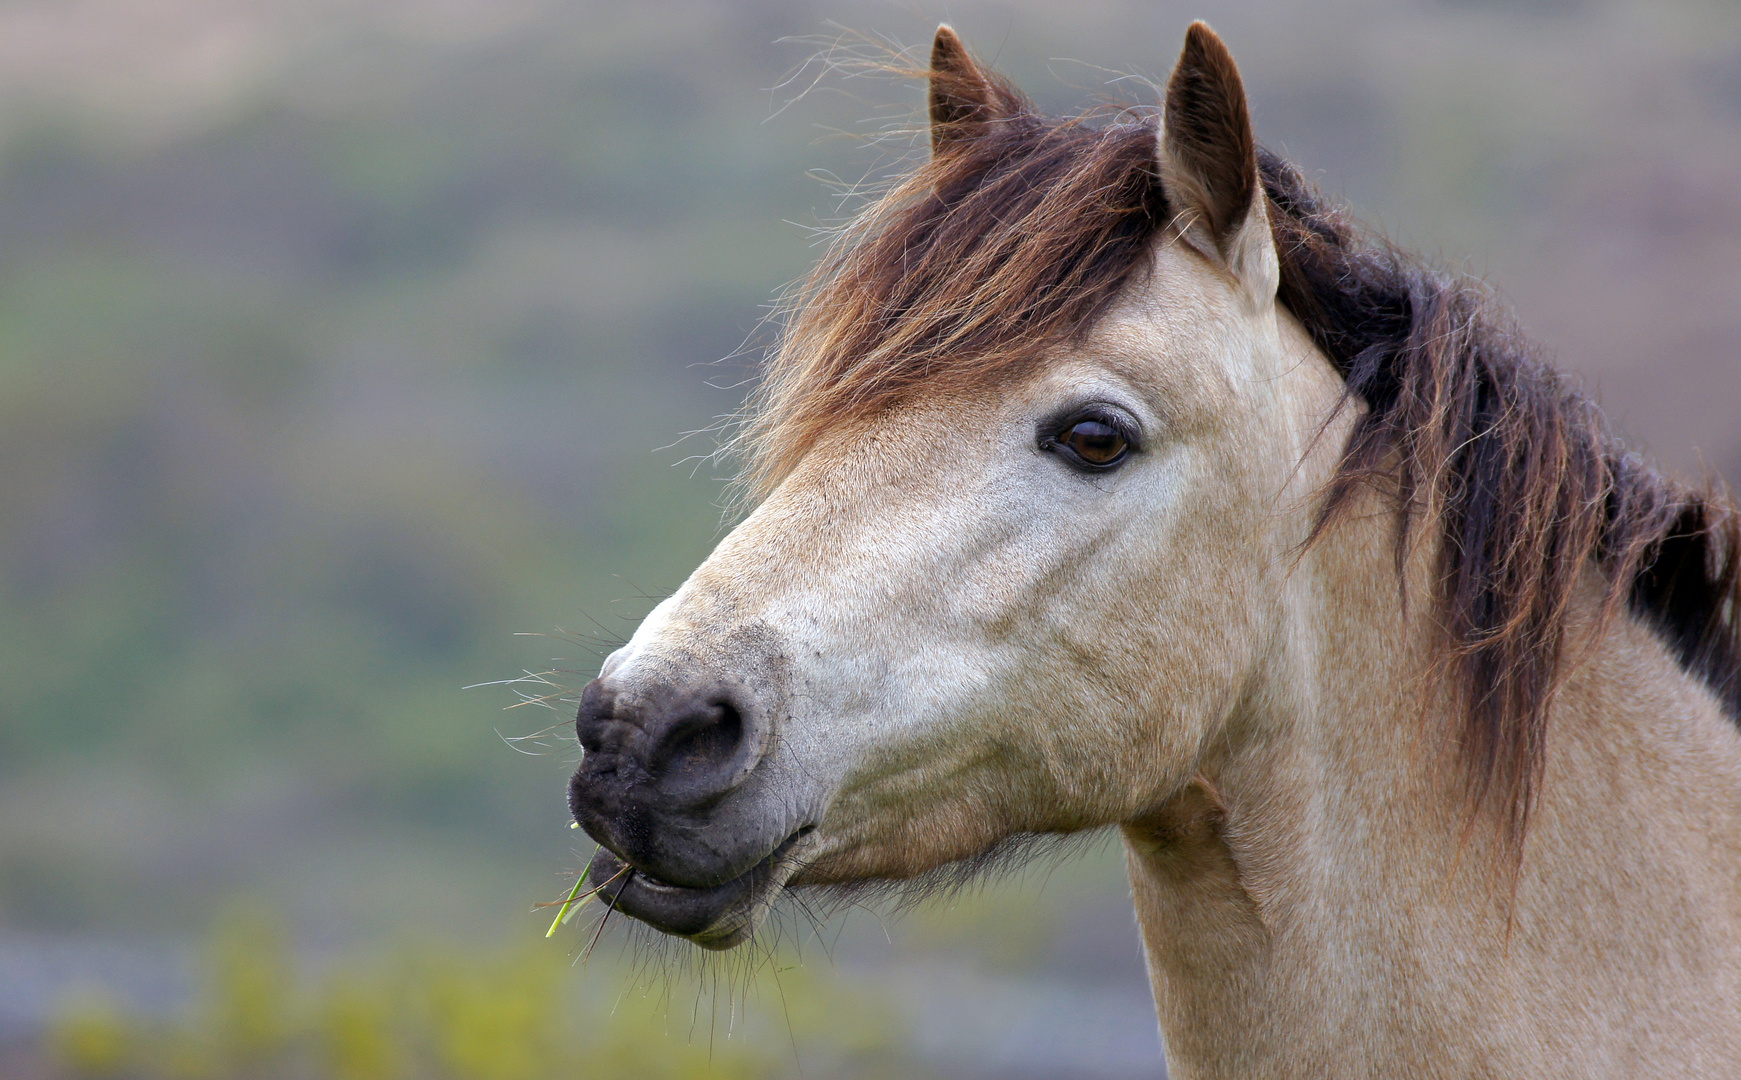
[1123, 515, 1741, 1079]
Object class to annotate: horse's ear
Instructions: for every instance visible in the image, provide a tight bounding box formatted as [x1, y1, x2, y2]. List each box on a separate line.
[1158, 22, 1276, 305]
[929, 25, 1010, 155]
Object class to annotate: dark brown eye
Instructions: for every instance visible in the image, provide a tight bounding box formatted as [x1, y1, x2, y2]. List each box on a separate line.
[1057, 418, 1129, 468]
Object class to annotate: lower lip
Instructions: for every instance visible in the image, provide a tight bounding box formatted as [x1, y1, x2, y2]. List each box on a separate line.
[583, 830, 806, 948]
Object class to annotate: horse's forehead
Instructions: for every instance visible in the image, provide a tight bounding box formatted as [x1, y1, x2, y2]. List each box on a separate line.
[1111, 238, 1259, 345]
[1033, 243, 1258, 412]
[766, 238, 1260, 503]
[794, 391, 1010, 489]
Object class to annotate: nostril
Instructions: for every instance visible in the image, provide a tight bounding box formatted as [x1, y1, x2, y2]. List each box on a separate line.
[573, 680, 765, 808]
[651, 698, 745, 785]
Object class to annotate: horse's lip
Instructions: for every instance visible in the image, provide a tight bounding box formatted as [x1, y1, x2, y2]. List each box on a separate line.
[584, 830, 809, 949]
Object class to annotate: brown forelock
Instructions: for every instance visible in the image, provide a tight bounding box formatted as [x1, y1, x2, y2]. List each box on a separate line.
[1262, 147, 1741, 837]
[739, 87, 1167, 502]
[738, 66, 1741, 838]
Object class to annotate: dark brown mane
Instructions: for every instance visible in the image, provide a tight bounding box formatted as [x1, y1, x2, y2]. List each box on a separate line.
[1264, 149, 1741, 834]
[746, 73, 1741, 834]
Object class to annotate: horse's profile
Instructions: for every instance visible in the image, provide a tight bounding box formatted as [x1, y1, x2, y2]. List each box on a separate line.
[565, 23, 1741, 1076]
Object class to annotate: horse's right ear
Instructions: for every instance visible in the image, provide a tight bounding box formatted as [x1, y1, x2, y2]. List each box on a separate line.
[929, 26, 1013, 155]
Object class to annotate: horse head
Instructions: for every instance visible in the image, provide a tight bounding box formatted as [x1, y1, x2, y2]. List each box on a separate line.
[566, 23, 1340, 950]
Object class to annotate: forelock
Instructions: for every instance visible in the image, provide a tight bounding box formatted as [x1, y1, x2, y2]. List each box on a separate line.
[737, 92, 1168, 503]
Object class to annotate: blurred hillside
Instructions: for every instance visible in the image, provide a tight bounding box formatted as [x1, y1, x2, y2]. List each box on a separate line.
[0, 0, 1736, 1076]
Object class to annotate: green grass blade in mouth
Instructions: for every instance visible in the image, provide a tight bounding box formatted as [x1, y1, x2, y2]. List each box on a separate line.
[545, 865, 592, 938]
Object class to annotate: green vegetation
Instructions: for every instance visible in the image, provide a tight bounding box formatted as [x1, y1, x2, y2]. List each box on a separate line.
[47, 906, 909, 1080]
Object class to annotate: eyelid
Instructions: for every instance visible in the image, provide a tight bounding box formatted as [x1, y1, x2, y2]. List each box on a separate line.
[1038, 403, 1142, 450]
[1080, 409, 1138, 445]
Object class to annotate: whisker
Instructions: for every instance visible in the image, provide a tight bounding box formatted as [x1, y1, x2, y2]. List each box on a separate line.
[582, 872, 635, 962]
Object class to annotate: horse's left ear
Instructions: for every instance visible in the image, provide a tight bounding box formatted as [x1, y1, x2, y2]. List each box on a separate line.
[1158, 22, 1277, 308]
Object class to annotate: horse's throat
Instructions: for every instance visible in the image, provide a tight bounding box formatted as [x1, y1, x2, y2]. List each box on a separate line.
[1121, 777, 1277, 1071]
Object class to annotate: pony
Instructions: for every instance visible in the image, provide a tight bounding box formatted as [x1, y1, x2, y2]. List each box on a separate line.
[565, 22, 1741, 1077]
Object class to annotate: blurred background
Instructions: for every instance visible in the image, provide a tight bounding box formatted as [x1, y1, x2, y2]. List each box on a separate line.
[0, 0, 1735, 1077]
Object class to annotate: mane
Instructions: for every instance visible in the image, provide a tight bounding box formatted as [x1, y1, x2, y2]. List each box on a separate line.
[744, 72, 1741, 835]
[1265, 149, 1741, 834]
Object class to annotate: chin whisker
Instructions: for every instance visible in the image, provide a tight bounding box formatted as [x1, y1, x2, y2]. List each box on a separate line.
[582, 871, 634, 963]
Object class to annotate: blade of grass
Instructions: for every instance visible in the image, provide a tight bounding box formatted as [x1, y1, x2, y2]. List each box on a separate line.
[543, 862, 634, 936]
[534, 865, 630, 908]
[545, 866, 592, 938]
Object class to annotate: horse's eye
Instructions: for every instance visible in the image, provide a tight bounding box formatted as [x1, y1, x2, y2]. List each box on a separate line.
[1054, 417, 1130, 469]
